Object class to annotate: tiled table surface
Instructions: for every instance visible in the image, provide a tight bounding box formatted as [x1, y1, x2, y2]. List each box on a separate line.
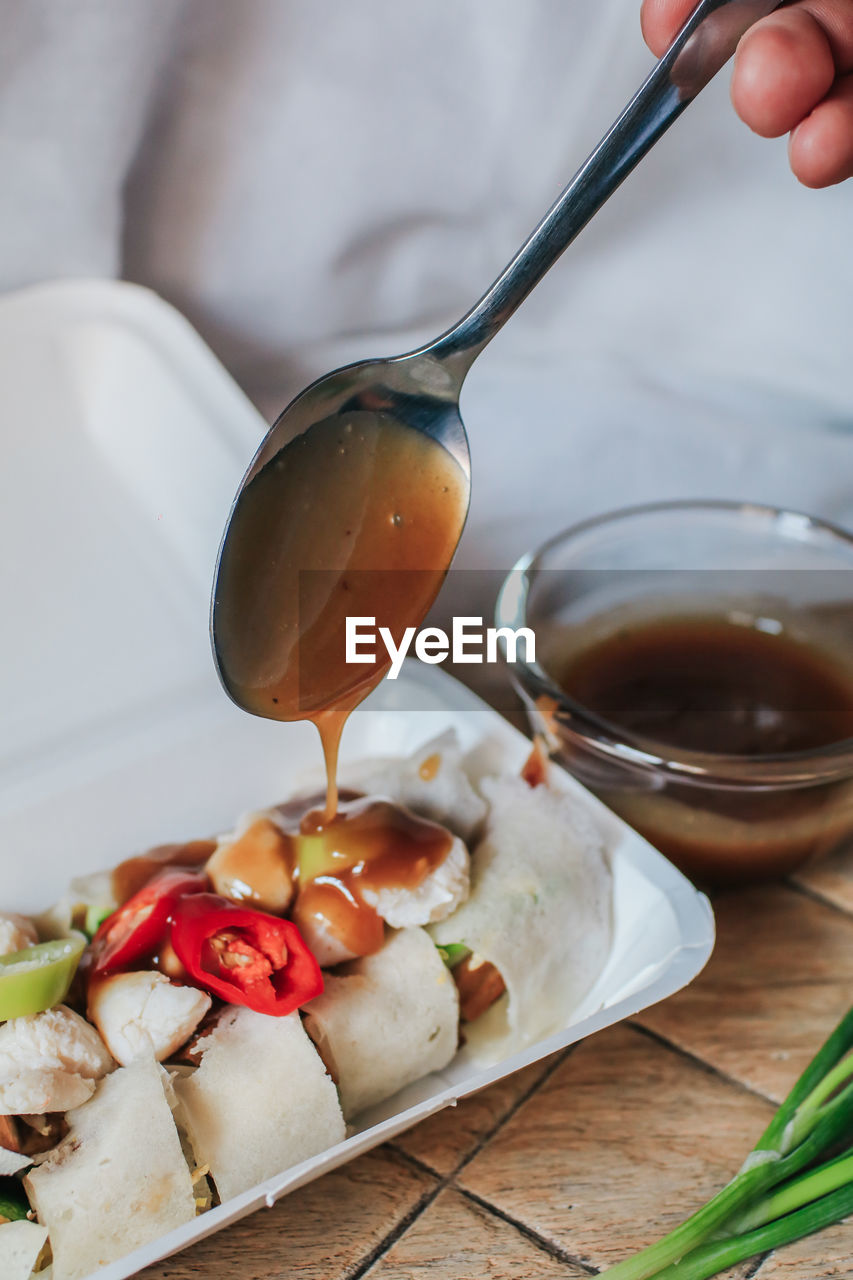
[141, 686, 853, 1280]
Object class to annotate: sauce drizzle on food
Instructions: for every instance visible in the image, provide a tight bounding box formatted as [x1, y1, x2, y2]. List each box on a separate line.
[288, 796, 455, 958]
[112, 841, 216, 906]
[418, 752, 442, 782]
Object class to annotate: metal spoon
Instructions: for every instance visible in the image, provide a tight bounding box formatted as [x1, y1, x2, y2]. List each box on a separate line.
[212, 0, 781, 724]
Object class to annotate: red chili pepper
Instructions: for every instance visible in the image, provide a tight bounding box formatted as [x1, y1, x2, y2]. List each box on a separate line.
[91, 869, 208, 976]
[168, 893, 323, 1016]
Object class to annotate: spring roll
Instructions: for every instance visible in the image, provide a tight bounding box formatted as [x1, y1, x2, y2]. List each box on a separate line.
[303, 925, 459, 1120]
[430, 774, 613, 1061]
[25, 1057, 197, 1280]
[173, 1007, 345, 1203]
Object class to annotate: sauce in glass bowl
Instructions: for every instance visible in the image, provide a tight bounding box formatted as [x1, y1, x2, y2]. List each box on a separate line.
[496, 501, 853, 885]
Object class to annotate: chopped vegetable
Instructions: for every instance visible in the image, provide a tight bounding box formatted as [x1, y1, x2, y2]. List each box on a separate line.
[452, 952, 506, 1023]
[0, 1179, 29, 1222]
[0, 934, 86, 1021]
[169, 893, 323, 1016]
[436, 943, 470, 968]
[601, 1005, 853, 1280]
[90, 870, 207, 976]
[83, 903, 113, 940]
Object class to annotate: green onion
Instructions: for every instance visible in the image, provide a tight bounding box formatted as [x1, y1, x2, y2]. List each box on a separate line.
[643, 1182, 853, 1280]
[728, 1150, 853, 1235]
[600, 1005, 853, 1280]
[436, 943, 470, 969]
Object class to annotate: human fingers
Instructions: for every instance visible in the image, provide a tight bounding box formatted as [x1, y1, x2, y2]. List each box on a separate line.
[730, 7, 836, 137]
[788, 69, 853, 184]
[640, 0, 698, 57]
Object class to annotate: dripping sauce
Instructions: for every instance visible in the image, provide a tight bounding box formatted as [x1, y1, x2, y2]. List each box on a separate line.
[212, 413, 468, 820]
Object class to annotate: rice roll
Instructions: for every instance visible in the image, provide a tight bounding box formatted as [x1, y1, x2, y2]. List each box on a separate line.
[25, 1057, 196, 1280]
[303, 925, 459, 1120]
[430, 774, 613, 1061]
[173, 1007, 345, 1203]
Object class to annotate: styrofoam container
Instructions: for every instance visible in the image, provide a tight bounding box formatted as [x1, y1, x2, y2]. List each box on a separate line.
[0, 281, 714, 1280]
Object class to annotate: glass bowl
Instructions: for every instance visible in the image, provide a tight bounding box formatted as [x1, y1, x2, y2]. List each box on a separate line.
[495, 500, 853, 884]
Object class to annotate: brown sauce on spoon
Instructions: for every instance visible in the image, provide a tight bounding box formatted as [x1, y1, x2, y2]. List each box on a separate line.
[213, 412, 468, 819]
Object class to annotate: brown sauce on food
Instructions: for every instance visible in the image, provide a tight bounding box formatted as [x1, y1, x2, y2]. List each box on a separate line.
[112, 840, 216, 905]
[418, 752, 441, 782]
[205, 818, 294, 914]
[556, 615, 853, 756]
[288, 797, 455, 958]
[293, 879, 386, 961]
[521, 737, 549, 789]
[212, 413, 468, 818]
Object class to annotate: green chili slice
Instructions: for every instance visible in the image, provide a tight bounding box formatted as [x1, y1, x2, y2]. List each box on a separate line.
[0, 934, 86, 1021]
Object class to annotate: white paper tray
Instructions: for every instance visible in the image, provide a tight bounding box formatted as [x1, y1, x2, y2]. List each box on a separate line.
[0, 281, 714, 1280]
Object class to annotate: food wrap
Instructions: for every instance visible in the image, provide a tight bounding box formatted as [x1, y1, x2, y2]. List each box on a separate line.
[174, 1006, 345, 1203]
[25, 1057, 197, 1280]
[430, 774, 613, 1062]
[335, 730, 487, 841]
[303, 925, 459, 1120]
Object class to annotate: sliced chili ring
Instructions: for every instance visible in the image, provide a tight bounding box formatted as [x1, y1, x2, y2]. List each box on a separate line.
[169, 892, 323, 1016]
[90, 869, 207, 976]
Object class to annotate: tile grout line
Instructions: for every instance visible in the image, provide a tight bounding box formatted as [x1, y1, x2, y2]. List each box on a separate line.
[345, 1178, 445, 1280]
[452, 1044, 578, 1180]
[786, 877, 853, 922]
[351, 1046, 577, 1277]
[457, 1185, 600, 1274]
[628, 1020, 783, 1110]
[388, 1043, 576, 1182]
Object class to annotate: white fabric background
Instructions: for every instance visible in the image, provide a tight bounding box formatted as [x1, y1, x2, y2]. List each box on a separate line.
[2, 0, 852, 582]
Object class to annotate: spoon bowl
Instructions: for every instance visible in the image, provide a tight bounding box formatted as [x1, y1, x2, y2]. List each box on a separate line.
[211, 0, 782, 740]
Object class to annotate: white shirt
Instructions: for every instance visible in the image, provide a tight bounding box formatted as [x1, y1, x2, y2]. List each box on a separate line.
[2, 0, 852, 574]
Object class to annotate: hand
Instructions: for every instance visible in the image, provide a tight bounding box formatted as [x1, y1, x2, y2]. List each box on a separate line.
[641, 0, 853, 186]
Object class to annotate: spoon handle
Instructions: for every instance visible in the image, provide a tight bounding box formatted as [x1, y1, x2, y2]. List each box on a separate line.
[425, 0, 782, 377]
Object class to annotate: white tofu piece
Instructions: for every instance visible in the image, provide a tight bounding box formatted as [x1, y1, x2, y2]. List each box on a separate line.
[360, 833, 469, 927]
[0, 1007, 113, 1116]
[0, 914, 38, 957]
[0, 1220, 48, 1280]
[0, 1146, 31, 1176]
[174, 1007, 345, 1204]
[25, 1057, 196, 1280]
[88, 971, 211, 1066]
